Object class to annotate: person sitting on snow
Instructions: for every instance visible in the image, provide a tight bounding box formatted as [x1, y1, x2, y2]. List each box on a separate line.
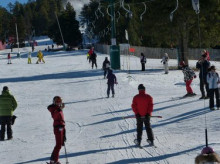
[195, 146, 220, 164]
[179, 61, 197, 97]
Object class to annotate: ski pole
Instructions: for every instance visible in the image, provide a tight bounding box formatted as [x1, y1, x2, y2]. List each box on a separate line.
[122, 115, 162, 119]
[63, 143, 69, 164]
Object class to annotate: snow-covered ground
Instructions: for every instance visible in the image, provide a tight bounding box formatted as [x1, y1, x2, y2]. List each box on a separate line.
[0, 46, 220, 164]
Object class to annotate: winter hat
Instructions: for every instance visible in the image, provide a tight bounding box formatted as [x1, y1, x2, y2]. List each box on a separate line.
[201, 146, 214, 154]
[109, 69, 113, 73]
[210, 65, 216, 70]
[3, 86, 9, 91]
[138, 84, 145, 90]
[202, 54, 207, 58]
[179, 61, 185, 67]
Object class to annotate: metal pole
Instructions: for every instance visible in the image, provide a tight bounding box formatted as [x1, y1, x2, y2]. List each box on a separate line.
[15, 23, 20, 54]
[55, 12, 65, 49]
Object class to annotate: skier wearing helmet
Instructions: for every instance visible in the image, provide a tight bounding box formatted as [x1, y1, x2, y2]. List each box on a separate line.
[48, 96, 66, 164]
[195, 146, 220, 164]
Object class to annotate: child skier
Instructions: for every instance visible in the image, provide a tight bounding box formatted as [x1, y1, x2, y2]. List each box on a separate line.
[107, 69, 117, 98]
[7, 53, 12, 64]
[161, 53, 169, 74]
[207, 66, 220, 110]
[28, 52, 32, 64]
[179, 61, 197, 97]
[131, 84, 154, 147]
[48, 96, 66, 164]
[102, 57, 111, 79]
[36, 50, 45, 64]
[195, 146, 220, 164]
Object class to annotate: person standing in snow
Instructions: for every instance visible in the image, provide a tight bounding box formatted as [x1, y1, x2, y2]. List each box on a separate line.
[196, 54, 210, 99]
[88, 47, 94, 63]
[161, 53, 169, 74]
[28, 52, 32, 64]
[48, 96, 66, 164]
[131, 84, 154, 147]
[179, 61, 197, 97]
[140, 53, 146, 71]
[206, 66, 220, 110]
[195, 146, 220, 164]
[107, 69, 117, 98]
[7, 53, 12, 64]
[102, 57, 111, 79]
[36, 50, 45, 64]
[0, 86, 17, 141]
[90, 52, 97, 69]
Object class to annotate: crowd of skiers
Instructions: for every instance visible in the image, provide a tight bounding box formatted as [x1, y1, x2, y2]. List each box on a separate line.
[0, 47, 220, 164]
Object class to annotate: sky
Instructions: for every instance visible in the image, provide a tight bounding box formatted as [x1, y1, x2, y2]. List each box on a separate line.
[0, 0, 28, 8]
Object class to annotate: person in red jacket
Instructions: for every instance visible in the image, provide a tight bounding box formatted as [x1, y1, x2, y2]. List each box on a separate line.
[48, 96, 66, 164]
[131, 84, 154, 147]
[88, 47, 94, 63]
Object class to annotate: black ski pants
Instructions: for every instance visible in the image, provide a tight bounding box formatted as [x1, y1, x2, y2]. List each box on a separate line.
[199, 77, 209, 97]
[141, 63, 145, 71]
[136, 116, 154, 143]
[107, 84, 115, 96]
[0, 116, 12, 140]
[92, 59, 97, 69]
[209, 88, 220, 108]
[104, 68, 109, 78]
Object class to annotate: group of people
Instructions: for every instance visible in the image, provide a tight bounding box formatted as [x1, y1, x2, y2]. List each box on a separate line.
[140, 52, 169, 74]
[180, 49, 219, 110]
[6, 50, 45, 64]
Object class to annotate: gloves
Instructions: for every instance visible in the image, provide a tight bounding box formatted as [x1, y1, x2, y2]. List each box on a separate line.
[135, 114, 141, 118]
[194, 75, 197, 78]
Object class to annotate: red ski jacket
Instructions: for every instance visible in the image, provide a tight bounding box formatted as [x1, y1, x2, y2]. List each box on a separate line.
[48, 104, 65, 128]
[131, 90, 153, 116]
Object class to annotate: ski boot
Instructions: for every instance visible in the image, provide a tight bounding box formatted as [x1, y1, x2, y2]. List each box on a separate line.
[147, 139, 155, 146]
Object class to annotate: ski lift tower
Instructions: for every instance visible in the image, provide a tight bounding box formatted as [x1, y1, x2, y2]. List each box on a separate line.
[104, 0, 120, 69]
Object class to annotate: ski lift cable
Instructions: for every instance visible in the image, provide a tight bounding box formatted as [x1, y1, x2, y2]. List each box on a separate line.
[170, 0, 179, 22]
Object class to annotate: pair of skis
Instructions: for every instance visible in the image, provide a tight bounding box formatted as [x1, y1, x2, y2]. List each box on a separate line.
[134, 139, 157, 149]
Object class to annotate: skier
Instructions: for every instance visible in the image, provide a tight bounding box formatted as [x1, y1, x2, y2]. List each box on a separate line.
[7, 53, 12, 64]
[206, 66, 220, 110]
[179, 61, 197, 97]
[140, 53, 146, 71]
[131, 84, 154, 147]
[36, 50, 45, 64]
[88, 47, 94, 63]
[0, 86, 18, 141]
[28, 52, 32, 64]
[195, 146, 220, 164]
[48, 96, 66, 164]
[161, 53, 169, 74]
[102, 57, 111, 79]
[196, 54, 210, 99]
[90, 52, 97, 69]
[107, 69, 117, 98]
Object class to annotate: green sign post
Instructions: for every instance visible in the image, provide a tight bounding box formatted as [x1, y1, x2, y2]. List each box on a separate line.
[104, 0, 120, 69]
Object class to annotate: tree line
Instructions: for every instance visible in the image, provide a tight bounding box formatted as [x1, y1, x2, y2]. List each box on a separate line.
[80, 0, 220, 63]
[0, 0, 82, 47]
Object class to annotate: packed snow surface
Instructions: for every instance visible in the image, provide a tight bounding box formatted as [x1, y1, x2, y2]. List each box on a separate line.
[0, 46, 220, 164]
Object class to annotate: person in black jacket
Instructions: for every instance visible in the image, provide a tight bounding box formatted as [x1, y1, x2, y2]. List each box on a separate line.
[90, 52, 97, 69]
[102, 57, 111, 79]
[140, 53, 146, 71]
[196, 54, 210, 99]
[107, 69, 117, 98]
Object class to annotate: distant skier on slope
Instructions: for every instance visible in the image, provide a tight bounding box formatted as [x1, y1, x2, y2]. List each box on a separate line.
[27, 52, 32, 64]
[179, 61, 197, 97]
[107, 69, 117, 98]
[88, 47, 94, 63]
[90, 52, 97, 69]
[7, 53, 12, 64]
[195, 146, 220, 164]
[102, 57, 111, 79]
[161, 53, 169, 74]
[140, 53, 146, 71]
[48, 96, 66, 164]
[131, 84, 154, 147]
[36, 50, 45, 64]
